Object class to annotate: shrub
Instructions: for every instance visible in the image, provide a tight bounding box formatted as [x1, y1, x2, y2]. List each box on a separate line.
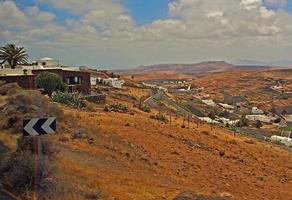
[104, 103, 128, 113]
[0, 150, 34, 193]
[0, 89, 63, 132]
[238, 114, 249, 127]
[0, 82, 21, 96]
[139, 104, 151, 113]
[51, 92, 86, 108]
[207, 111, 216, 120]
[218, 110, 229, 118]
[0, 137, 56, 196]
[150, 114, 168, 123]
[255, 120, 263, 128]
[274, 118, 281, 123]
[36, 72, 67, 96]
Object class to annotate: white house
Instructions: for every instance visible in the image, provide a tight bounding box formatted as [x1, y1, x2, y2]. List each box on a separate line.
[33, 57, 59, 68]
[202, 99, 216, 107]
[219, 103, 235, 110]
[198, 117, 220, 124]
[218, 117, 239, 126]
[271, 135, 292, 147]
[90, 77, 98, 86]
[103, 78, 125, 89]
[245, 115, 276, 123]
[252, 107, 264, 114]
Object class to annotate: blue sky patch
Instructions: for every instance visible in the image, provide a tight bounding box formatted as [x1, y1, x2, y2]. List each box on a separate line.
[122, 0, 169, 25]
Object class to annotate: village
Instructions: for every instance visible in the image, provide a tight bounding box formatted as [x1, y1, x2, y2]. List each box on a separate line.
[1, 0, 292, 199]
[1, 53, 292, 148]
[137, 77, 292, 148]
[0, 43, 291, 200]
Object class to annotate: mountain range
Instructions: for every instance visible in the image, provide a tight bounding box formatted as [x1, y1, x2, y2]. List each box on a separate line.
[117, 61, 286, 75]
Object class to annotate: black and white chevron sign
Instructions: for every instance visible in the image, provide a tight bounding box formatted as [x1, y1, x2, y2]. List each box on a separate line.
[23, 117, 57, 136]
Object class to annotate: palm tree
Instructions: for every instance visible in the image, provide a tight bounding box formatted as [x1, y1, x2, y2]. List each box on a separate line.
[0, 44, 28, 69]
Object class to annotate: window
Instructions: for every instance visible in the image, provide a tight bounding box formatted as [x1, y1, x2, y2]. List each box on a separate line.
[67, 76, 82, 85]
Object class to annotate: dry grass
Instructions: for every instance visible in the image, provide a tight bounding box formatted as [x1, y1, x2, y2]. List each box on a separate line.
[52, 106, 292, 200]
[0, 85, 64, 133]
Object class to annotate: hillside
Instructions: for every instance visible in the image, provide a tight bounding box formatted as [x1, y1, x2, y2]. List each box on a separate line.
[190, 69, 292, 110]
[0, 83, 291, 200]
[117, 61, 281, 78]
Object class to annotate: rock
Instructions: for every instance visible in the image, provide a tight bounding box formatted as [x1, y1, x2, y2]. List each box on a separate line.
[219, 151, 225, 157]
[88, 138, 94, 144]
[220, 192, 233, 198]
[244, 139, 255, 145]
[173, 191, 225, 200]
[84, 191, 100, 200]
[72, 128, 88, 139]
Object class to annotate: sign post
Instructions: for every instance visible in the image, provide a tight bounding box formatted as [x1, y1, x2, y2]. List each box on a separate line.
[23, 117, 57, 200]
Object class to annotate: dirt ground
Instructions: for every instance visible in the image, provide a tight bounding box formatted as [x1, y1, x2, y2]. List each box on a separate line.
[52, 106, 292, 200]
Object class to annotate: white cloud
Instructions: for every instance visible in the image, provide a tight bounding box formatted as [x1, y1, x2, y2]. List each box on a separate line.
[25, 6, 56, 23]
[240, 0, 262, 10]
[0, 1, 28, 28]
[1, 0, 292, 68]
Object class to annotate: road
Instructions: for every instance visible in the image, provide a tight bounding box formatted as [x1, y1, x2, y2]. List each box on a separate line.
[0, 190, 15, 200]
[144, 89, 292, 152]
[144, 89, 197, 117]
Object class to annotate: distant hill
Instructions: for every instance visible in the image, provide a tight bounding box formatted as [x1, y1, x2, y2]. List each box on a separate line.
[117, 61, 281, 75]
[232, 59, 292, 67]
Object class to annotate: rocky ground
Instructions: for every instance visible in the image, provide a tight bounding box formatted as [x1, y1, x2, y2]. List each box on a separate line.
[0, 81, 291, 200]
[52, 105, 292, 200]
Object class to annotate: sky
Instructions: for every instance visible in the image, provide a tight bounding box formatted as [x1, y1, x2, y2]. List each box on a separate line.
[1, 0, 292, 69]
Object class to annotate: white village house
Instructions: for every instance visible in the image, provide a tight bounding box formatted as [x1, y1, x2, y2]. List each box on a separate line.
[245, 115, 276, 123]
[252, 107, 264, 114]
[32, 57, 60, 68]
[219, 103, 235, 110]
[202, 99, 216, 107]
[103, 78, 125, 89]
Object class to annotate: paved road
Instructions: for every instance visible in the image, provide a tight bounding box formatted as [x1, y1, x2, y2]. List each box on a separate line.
[144, 89, 292, 152]
[0, 191, 15, 200]
[144, 89, 197, 117]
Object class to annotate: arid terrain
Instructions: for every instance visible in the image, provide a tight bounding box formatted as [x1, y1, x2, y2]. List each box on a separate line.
[190, 69, 292, 109]
[0, 78, 291, 200]
[53, 106, 292, 200]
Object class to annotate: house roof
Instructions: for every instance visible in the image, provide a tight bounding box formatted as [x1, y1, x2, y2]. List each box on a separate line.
[39, 57, 55, 61]
[275, 106, 292, 115]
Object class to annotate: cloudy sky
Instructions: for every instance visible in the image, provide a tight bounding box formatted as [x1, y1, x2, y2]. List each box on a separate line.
[1, 0, 292, 69]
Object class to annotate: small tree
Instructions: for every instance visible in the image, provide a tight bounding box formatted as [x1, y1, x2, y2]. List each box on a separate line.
[208, 111, 216, 120]
[36, 72, 67, 96]
[255, 120, 263, 129]
[239, 114, 249, 127]
[0, 44, 28, 69]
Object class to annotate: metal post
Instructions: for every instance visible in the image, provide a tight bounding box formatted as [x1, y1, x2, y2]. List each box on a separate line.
[33, 136, 42, 200]
[183, 116, 185, 127]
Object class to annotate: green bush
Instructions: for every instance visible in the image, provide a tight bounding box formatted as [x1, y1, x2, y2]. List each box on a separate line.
[0, 137, 56, 196]
[139, 104, 151, 113]
[255, 120, 263, 128]
[150, 114, 168, 123]
[237, 114, 249, 127]
[36, 72, 67, 96]
[51, 92, 86, 108]
[104, 103, 128, 113]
